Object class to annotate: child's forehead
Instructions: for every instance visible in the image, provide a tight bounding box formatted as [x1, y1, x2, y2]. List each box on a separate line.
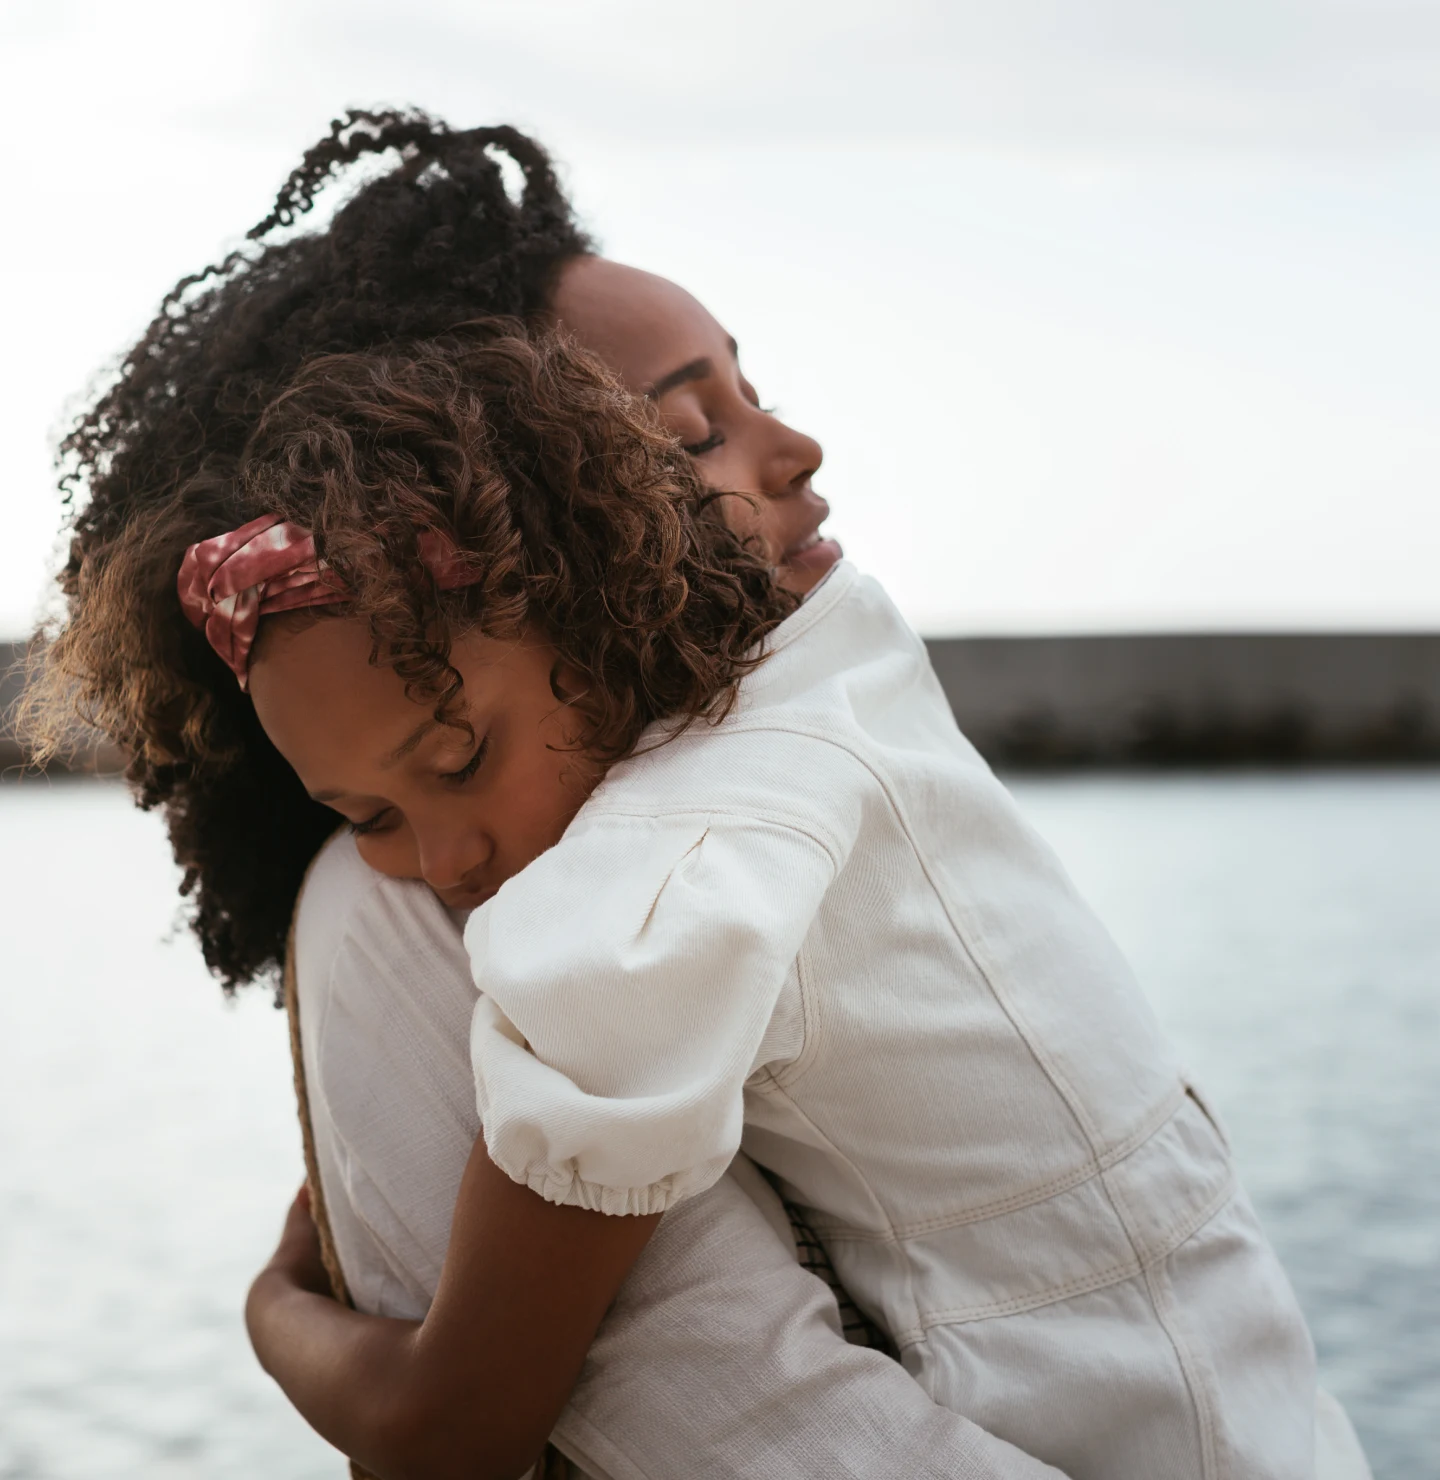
[250, 613, 397, 712]
[251, 615, 547, 735]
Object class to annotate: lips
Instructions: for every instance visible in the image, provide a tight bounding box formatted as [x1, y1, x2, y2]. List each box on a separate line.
[781, 525, 843, 586]
[784, 528, 830, 559]
[779, 492, 834, 561]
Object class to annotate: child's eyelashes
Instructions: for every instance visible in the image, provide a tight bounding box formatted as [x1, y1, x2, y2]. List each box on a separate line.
[349, 737, 489, 837]
[440, 736, 490, 786]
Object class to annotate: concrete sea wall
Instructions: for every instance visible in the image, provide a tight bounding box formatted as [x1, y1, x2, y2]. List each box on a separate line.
[927, 632, 1440, 767]
[6, 633, 1440, 774]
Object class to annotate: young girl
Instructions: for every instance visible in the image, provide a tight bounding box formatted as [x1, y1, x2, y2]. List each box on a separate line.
[170, 325, 1319, 1480]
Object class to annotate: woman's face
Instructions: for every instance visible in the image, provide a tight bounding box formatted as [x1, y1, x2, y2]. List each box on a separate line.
[551, 257, 840, 594]
[251, 259, 838, 899]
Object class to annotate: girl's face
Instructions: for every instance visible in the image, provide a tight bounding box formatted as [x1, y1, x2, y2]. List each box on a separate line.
[251, 616, 596, 910]
[251, 261, 837, 899]
[552, 257, 840, 595]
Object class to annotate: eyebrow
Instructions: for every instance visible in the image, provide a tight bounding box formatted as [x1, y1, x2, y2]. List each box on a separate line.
[382, 717, 440, 768]
[646, 338, 740, 401]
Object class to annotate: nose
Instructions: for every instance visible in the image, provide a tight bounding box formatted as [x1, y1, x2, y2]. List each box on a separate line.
[414, 819, 493, 895]
[755, 410, 823, 501]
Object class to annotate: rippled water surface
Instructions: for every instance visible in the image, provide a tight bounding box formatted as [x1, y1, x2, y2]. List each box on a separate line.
[3, 773, 1437, 1478]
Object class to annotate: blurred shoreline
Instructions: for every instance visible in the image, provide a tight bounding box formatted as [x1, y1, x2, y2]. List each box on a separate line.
[5, 632, 1439, 775]
[926, 631, 1440, 767]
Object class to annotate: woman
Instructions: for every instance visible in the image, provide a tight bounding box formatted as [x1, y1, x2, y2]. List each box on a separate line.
[26, 110, 1073, 1477]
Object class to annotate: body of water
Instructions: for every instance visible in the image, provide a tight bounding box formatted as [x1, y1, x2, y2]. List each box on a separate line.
[2, 773, 1436, 1477]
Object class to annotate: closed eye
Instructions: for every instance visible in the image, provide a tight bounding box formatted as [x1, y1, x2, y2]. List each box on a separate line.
[441, 736, 489, 785]
[683, 430, 725, 456]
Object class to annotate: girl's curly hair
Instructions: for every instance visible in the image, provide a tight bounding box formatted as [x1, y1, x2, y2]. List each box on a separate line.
[20, 107, 789, 992]
[25, 328, 793, 990]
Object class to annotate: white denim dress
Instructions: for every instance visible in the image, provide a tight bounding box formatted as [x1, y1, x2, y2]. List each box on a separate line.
[466, 561, 1351, 1479]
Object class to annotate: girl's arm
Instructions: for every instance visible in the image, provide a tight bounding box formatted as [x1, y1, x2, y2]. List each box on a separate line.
[246, 1144, 659, 1480]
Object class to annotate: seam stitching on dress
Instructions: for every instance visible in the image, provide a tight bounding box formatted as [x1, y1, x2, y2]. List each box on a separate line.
[1141, 1246, 1226, 1479]
[756, 1078, 923, 1340]
[767, 934, 824, 1088]
[582, 802, 847, 872]
[1106, 1149, 1228, 1480]
[890, 1171, 1236, 1341]
[812, 1084, 1186, 1242]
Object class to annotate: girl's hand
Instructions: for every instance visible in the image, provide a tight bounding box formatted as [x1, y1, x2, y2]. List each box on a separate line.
[259, 1182, 332, 1300]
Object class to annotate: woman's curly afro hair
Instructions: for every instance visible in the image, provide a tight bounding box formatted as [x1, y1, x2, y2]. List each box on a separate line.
[22, 109, 792, 991]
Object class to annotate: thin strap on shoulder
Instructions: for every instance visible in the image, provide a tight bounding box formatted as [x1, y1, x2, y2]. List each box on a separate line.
[283, 909, 378, 1480]
[284, 916, 354, 1307]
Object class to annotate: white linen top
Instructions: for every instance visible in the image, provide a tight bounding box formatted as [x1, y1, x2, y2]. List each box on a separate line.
[465, 561, 1324, 1477]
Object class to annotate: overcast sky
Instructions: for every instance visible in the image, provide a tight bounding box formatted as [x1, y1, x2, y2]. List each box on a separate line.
[2, 0, 1437, 635]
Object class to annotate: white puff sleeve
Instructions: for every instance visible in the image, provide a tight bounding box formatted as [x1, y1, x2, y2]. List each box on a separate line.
[465, 809, 837, 1215]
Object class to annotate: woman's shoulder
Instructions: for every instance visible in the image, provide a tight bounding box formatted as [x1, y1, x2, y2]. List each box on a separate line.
[294, 830, 465, 991]
[296, 831, 391, 958]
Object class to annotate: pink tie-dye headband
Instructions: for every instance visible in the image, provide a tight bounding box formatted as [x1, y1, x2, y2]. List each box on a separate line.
[176, 514, 476, 689]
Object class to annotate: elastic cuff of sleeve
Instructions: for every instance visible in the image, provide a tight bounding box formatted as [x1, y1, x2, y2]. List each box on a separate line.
[508, 1161, 693, 1217]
